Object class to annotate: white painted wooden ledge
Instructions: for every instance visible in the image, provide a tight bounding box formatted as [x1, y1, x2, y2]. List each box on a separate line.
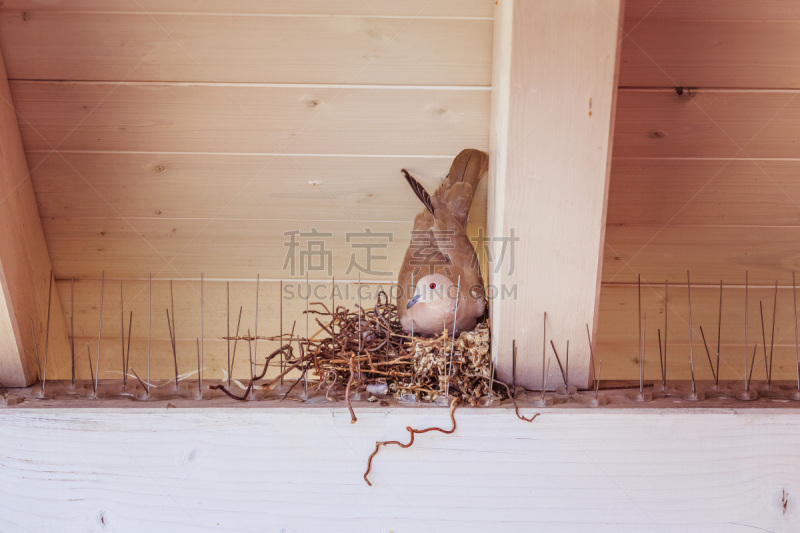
[1, 406, 798, 532]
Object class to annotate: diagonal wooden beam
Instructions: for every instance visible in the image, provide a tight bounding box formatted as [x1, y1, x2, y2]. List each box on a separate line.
[0, 48, 70, 387]
[489, 0, 624, 389]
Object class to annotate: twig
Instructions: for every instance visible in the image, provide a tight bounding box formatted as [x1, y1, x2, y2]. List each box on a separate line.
[364, 398, 460, 486]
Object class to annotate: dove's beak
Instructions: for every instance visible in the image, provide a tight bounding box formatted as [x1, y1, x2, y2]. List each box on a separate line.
[407, 294, 421, 309]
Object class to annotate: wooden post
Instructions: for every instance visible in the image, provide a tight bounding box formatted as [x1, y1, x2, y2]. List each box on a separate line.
[489, 0, 624, 389]
[0, 48, 70, 386]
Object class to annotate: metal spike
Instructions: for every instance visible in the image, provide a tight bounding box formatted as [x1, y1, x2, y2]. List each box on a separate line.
[663, 280, 668, 386]
[254, 274, 259, 392]
[147, 272, 151, 397]
[305, 271, 309, 397]
[71, 277, 76, 387]
[511, 339, 517, 398]
[687, 271, 694, 391]
[94, 271, 103, 396]
[795, 270, 800, 393]
[446, 276, 461, 400]
[170, 280, 177, 390]
[716, 280, 723, 386]
[280, 280, 284, 387]
[699, 326, 717, 384]
[769, 280, 778, 386]
[227, 281, 231, 387]
[126, 311, 132, 382]
[120, 281, 125, 387]
[200, 272, 204, 392]
[745, 271, 749, 389]
[541, 312, 547, 391]
[640, 314, 646, 395]
[30, 319, 41, 383]
[42, 269, 53, 396]
[594, 361, 603, 401]
[86, 343, 94, 393]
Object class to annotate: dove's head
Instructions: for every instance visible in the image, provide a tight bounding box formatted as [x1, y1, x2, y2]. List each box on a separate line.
[406, 274, 458, 325]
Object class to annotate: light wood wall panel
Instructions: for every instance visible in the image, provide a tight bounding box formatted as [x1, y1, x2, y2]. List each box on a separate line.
[597, 285, 800, 381]
[11, 81, 489, 155]
[54, 278, 387, 381]
[0, 12, 491, 85]
[26, 152, 486, 224]
[42, 218, 418, 280]
[614, 89, 800, 158]
[608, 159, 800, 227]
[0, 0, 493, 18]
[620, 20, 800, 89]
[603, 226, 800, 285]
[625, 0, 800, 22]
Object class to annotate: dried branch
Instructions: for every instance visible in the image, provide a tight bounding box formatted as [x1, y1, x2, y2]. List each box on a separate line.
[364, 398, 460, 486]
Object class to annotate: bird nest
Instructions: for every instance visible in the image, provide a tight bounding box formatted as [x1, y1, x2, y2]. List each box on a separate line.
[308, 291, 494, 406]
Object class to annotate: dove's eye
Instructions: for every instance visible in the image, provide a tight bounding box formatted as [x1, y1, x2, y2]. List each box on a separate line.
[429, 282, 437, 290]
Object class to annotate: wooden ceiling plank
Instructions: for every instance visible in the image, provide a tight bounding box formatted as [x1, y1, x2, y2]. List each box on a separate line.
[0, 0, 493, 18]
[614, 89, 800, 158]
[0, 12, 491, 85]
[27, 152, 487, 225]
[10, 82, 489, 155]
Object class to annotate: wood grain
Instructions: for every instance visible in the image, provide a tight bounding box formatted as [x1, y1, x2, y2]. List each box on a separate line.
[0, 50, 70, 386]
[620, 20, 800, 89]
[0, 12, 491, 85]
[603, 225, 800, 285]
[614, 89, 800, 159]
[10, 81, 489, 155]
[490, 0, 623, 390]
[0, 408, 798, 532]
[0, 0, 493, 18]
[607, 159, 800, 227]
[26, 152, 487, 224]
[625, 0, 800, 21]
[42, 217, 419, 280]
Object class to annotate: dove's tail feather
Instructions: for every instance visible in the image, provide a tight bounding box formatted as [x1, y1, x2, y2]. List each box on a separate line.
[403, 169, 435, 215]
[442, 149, 488, 193]
[436, 148, 488, 226]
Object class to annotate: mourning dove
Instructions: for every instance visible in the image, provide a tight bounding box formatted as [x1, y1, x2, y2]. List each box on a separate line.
[397, 149, 488, 337]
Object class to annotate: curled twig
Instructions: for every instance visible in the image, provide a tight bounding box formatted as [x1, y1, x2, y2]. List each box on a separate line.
[210, 380, 253, 401]
[346, 355, 357, 423]
[364, 398, 460, 486]
[464, 373, 540, 423]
